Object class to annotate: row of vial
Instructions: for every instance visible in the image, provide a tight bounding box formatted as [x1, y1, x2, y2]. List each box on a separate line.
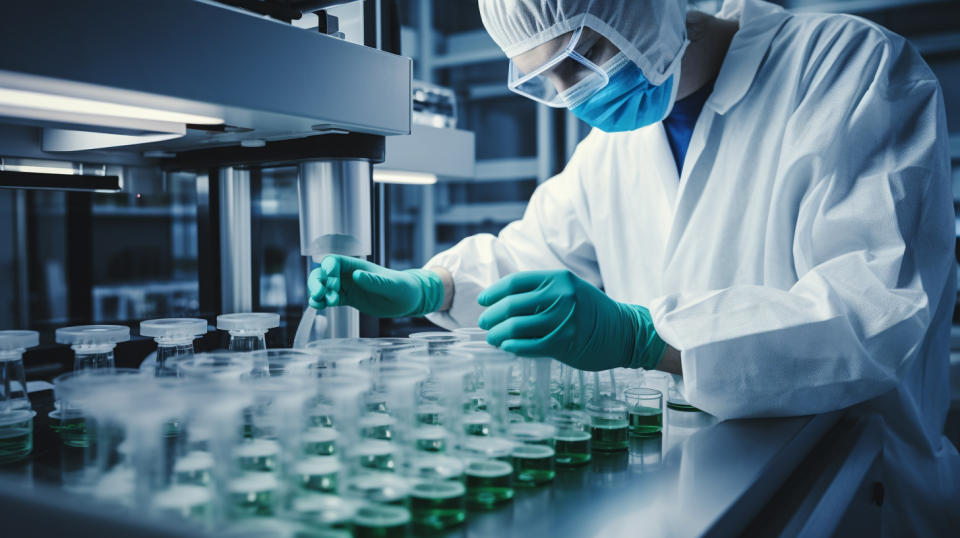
[0, 317, 685, 536]
[0, 314, 284, 467]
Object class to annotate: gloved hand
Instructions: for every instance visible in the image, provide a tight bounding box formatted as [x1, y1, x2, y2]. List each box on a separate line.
[307, 255, 444, 318]
[477, 270, 666, 371]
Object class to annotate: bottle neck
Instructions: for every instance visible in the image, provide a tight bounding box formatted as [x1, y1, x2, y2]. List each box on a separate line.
[72, 344, 116, 371]
[155, 336, 195, 347]
[155, 342, 195, 377]
[228, 331, 267, 352]
[0, 358, 29, 408]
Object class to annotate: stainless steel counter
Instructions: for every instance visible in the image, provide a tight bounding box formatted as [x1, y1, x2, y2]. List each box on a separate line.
[435, 409, 839, 537]
[1, 397, 843, 538]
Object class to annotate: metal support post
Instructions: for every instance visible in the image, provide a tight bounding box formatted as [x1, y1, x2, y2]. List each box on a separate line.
[218, 167, 253, 314]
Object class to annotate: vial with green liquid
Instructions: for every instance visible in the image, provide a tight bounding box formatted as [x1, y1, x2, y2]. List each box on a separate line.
[464, 460, 514, 508]
[588, 398, 629, 452]
[48, 409, 88, 448]
[624, 387, 664, 437]
[461, 437, 515, 508]
[550, 410, 591, 467]
[0, 410, 35, 464]
[409, 480, 467, 531]
[408, 454, 467, 528]
[511, 444, 556, 486]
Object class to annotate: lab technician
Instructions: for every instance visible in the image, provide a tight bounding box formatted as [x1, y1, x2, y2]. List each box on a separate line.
[309, 0, 959, 532]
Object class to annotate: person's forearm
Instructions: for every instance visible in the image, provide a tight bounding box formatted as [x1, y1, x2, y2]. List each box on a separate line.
[426, 266, 454, 312]
[657, 345, 682, 375]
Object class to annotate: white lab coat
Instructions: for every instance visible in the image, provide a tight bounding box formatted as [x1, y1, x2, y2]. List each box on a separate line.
[426, 0, 959, 533]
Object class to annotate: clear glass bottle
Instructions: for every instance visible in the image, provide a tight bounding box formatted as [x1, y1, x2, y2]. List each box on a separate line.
[56, 325, 130, 371]
[0, 330, 38, 411]
[140, 318, 208, 377]
[217, 313, 280, 352]
[0, 330, 39, 464]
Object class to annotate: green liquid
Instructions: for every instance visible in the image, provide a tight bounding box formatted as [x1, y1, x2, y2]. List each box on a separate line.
[462, 412, 491, 436]
[353, 505, 410, 538]
[554, 432, 592, 467]
[296, 457, 340, 493]
[235, 439, 280, 472]
[302, 427, 338, 456]
[512, 444, 556, 486]
[174, 451, 213, 486]
[49, 411, 88, 448]
[360, 414, 395, 441]
[629, 408, 663, 437]
[0, 423, 32, 464]
[410, 481, 466, 531]
[416, 404, 442, 426]
[591, 419, 629, 452]
[465, 460, 514, 508]
[228, 472, 278, 518]
[667, 401, 700, 412]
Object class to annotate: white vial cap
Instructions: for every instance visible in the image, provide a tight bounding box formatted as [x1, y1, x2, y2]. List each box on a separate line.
[56, 325, 130, 345]
[0, 330, 39, 351]
[217, 313, 280, 332]
[140, 318, 208, 339]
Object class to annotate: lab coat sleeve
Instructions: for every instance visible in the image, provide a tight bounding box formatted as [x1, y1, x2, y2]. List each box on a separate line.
[649, 25, 955, 419]
[424, 133, 603, 330]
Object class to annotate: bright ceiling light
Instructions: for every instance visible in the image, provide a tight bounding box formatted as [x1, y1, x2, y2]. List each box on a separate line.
[373, 169, 438, 185]
[0, 87, 223, 126]
[1, 163, 75, 175]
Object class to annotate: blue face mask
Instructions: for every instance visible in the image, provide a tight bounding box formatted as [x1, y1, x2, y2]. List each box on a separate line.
[569, 60, 675, 133]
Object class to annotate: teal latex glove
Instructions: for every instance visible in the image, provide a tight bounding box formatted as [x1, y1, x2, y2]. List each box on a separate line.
[307, 255, 444, 318]
[477, 270, 666, 371]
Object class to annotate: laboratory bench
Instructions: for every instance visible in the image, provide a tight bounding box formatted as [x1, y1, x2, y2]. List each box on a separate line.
[0, 391, 881, 538]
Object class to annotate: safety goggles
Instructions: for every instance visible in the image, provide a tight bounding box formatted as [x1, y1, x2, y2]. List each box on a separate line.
[507, 26, 613, 109]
